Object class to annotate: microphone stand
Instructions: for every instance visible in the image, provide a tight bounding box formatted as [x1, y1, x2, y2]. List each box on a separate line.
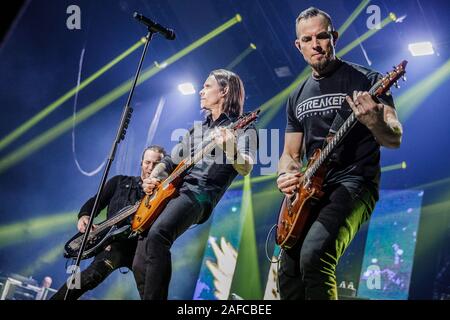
[63, 29, 155, 300]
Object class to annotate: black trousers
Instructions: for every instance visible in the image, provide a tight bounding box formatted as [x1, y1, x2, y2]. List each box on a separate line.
[132, 192, 206, 300]
[278, 183, 376, 300]
[50, 239, 136, 300]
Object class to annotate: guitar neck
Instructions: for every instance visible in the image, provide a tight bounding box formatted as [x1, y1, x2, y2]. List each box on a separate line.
[161, 139, 217, 187]
[92, 202, 140, 234]
[305, 112, 357, 179]
[304, 83, 380, 180]
[161, 120, 238, 187]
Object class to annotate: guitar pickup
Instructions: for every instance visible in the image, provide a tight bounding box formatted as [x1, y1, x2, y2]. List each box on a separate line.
[282, 220, 291, 230]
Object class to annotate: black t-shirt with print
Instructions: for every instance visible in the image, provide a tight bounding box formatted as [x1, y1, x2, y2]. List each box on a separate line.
[285, 59, 395, 197]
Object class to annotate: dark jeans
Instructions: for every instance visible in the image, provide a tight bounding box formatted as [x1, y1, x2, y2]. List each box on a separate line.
[278, 183, 376, 300]
[132, 192, 206, 300]
[50, 239, 136, 300]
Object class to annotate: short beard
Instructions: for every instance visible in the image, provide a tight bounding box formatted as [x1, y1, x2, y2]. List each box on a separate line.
[308, 44, 336, 75]
[311, 58, 331, 73]
[310, 50, 335, 73]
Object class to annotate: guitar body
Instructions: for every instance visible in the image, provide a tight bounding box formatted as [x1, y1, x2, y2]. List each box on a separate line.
[64, 224, 131, 260]
[63, 203, 139, 260]
[131, 162, 185, 233]
[276, 149, 326, 250]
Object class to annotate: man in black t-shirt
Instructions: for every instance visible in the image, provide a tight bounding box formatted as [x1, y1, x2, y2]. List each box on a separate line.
[276, 7, 403, 299]
[51, 145, 165, 300]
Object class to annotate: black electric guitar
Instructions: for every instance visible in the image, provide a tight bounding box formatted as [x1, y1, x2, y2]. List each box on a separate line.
[63, 202, 140, 260]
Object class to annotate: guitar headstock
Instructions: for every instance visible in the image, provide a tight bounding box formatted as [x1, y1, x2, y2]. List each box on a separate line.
[374, 60, 408, 96]
[233, 108, 260, 129]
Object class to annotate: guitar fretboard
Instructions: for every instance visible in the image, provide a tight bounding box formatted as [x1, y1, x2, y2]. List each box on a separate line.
[161, 112, 258, 188]
[304, 80, 381, 180]
[87, 202, 140, 238]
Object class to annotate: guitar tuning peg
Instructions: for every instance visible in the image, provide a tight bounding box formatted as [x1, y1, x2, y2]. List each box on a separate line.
[394, 81, 400, 89]
[402, 75, 407, 81]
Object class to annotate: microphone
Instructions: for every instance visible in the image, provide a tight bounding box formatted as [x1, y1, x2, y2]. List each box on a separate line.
[133, 12, 176, 40]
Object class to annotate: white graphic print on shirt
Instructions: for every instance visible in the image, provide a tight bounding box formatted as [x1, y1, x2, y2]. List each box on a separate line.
[295, 93, 347, 121]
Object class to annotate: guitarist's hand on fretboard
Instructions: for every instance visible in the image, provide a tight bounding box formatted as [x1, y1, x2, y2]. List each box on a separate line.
[77, 215, 97, 233]
[277, 172, 304, 197]
[142, 177, 160, 195]
[213, 127, 237, 157]
[346, 91, 384, 129]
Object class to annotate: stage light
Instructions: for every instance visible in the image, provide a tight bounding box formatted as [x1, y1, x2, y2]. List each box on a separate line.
[0, 211, 75, 248]
[154, 61, 168, 69]
[408, 42, 434, 56]
[337, 14, 396, 57]
[231, 174, 263, 299]
[337, 0, 371, 35]
[381, 161, 408, 173]
[178, 83, 196, 95]
[20, 243, 64, 276]
[226, 43, 257, 70]
[397, 58, 450, 120]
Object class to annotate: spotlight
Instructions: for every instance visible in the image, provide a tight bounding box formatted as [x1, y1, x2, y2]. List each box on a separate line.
[178, 82, 196, 95]
[408, 42, 434, 56]
[154, 61, 168, 69]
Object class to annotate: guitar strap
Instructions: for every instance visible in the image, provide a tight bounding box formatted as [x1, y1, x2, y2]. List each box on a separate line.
[330, 112, 343, 134]
[322, 107, 352, 166]
[323, 111, 344, 147]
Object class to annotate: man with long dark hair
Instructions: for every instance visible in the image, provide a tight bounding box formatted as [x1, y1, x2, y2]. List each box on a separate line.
[132, 69, 257, 300]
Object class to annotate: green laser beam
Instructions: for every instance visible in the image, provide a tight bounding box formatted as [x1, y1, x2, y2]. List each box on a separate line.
[0, 212, 76, 248]
[257, 10, 391, 129]
[0, 15, 242, 175]
[0, 39, 145, 152]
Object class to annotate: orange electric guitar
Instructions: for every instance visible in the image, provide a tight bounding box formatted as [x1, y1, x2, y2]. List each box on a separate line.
[276, 60, 407, 250]
[131, 109, 260, 234]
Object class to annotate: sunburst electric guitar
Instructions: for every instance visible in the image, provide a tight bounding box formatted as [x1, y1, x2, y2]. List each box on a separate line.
[276, 60, 407, 250]
[131, 109, 260, 234]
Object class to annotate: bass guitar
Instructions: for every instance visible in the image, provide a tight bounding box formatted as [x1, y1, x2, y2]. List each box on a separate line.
[63, 202, 140, 259]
